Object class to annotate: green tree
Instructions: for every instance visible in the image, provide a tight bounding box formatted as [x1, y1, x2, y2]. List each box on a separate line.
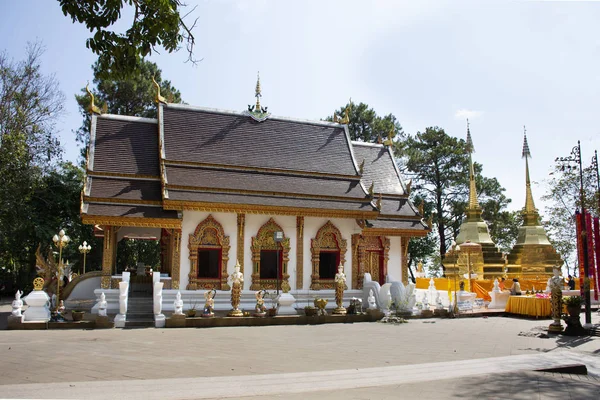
[402, 127, 514, 264]
[75, 59, 183, 145]
[58, 0, 199, 78]
[542, 163, 597, 275]
[0, 42, 66, 290]
[326, 101, 404, 145]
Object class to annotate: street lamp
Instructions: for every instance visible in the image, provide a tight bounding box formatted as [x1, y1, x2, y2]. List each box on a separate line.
[79, 241, 92, 274]
[450, 240, 460, 315]
[52, 229, 70, 311]
[273, 231, 284, 296]
[556, 141, 591, 325]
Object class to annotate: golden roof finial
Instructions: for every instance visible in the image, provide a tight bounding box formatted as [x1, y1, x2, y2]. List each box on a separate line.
[368, 182, 374, 198]
[152, 75, 167, 104]
[333, 112, 339, 123]
[339, 106, 350, 124]
[255, 71, 262, 112]
[383, 126, 396, 147]
[85, 82, 101, 115]
[522, 126, 539, 224]
[376, 193, 382, 210]
[418, 200, 424, 216]
[358, 159, 365, 175]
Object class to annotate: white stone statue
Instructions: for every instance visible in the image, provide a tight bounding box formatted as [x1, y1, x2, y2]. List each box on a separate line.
[492, 278, 500, 293]
[118, 281, 128, 315]
[11, 290, 23, 317]
[435, 292, 444, 310]
[228, 261, 244, 317]
[98, 292, 107, 317]
[229, 263, 244, 285]
[173, 291, 184, 316]
[422, 292, 429, 310]
[153, 282, 164, 315]
[368, 289, 377, 310]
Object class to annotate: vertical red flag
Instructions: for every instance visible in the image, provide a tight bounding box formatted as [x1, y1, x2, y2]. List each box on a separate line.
[594, 217, 600, 300]
[575, 211, 585, 296]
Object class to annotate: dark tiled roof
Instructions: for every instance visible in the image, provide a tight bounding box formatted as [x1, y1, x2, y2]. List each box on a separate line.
[85, 203, 178, 219]
[379, 198, 419, 217]
[165, 165, 366, 198]
[365, 218, 427, 231]
[162, 106, 358, 176]
[167, 189, 374, 212]
[89, 177, 162, 202]
[352, 143, 404, 195]
[93, 117, 159, 176]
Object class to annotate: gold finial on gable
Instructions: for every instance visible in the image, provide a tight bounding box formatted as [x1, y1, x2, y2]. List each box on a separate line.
[383, 126, 396, 147]
[418, 200, 424, 216]
[368, 182, 374, 198]
[85, 83, 101, 115]
[339, 106, 350, 124]
[152, 75, 167, 104]
[333, 112, 339, 123]
[376, 193, 382, 210]
[358, 159, 365, 175]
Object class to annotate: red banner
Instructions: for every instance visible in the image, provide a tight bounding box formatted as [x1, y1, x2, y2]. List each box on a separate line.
[575, 211, 585, 297]
[594, 217, 600, 301]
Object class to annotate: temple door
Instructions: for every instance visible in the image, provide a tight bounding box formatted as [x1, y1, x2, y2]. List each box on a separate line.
[366, 250, 384, 285]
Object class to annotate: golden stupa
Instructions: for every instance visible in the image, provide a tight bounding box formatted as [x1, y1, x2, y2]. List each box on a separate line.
[444, 122, 505, 280]
[505, 129, 562, 279]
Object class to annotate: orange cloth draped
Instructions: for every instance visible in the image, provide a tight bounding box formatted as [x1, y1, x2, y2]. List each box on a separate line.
[505, 296, 552, 317]
[473, 281, 491, 302]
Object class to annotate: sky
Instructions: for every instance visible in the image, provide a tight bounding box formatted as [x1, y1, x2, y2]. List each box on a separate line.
[1, 0, 599, 216]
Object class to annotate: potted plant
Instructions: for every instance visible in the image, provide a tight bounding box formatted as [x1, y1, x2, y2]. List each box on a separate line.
[563, 295, 583, 316]
[186, 298, 198, 318]
[71, 310, 85, 321]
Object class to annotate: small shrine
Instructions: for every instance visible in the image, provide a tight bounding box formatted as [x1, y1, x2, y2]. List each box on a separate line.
[506, 129, 562, 279]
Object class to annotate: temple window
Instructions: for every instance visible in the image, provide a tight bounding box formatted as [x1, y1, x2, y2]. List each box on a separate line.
[187, 215, 230, 290]
[310, 221, 347, 290]
[259, 250, 281, 280]
[250, 218, 291, 291]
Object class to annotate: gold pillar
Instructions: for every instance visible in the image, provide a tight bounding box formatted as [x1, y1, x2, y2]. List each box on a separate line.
[296, 216, 304, 290]
[100, 226, 116, 289]
[171, 229, 182, 289]
[401, 237, 409, 285]
[237, 213, 245, 273]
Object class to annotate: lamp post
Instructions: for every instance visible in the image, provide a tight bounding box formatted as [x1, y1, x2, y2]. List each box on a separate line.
[450, 240, 460, 315]
[460, 240, 481, 293]
[273, 231, 284, 296]
[78, 241, 92, 274]
[52, 229, 70, 311]
[556, 141, 591, 325]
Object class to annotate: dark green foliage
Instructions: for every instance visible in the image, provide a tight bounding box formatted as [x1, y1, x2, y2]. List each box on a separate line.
[58, 0, 198, 78]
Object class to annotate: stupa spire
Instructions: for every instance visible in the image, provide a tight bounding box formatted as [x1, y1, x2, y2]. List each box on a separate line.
[466, 119, 481, 217]
[255, 72, 262, 112]
[522, 126, 540, 225]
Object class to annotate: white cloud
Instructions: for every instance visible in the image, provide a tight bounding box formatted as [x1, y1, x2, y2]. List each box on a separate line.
[454, 109, 484, 119]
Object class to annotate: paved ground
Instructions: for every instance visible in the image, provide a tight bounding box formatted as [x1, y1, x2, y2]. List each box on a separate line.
[0, 300, 599, 399]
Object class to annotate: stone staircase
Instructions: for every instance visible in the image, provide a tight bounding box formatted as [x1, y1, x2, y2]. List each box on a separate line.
[125, 282, 154, 328]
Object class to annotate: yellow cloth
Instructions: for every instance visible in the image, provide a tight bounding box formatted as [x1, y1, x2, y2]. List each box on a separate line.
[505, 296, 551, 317]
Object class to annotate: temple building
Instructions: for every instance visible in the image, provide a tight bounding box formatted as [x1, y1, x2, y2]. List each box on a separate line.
[444, 123, 504, 280]
[505, 130, 562, 278]
[80, 77, 428, 293]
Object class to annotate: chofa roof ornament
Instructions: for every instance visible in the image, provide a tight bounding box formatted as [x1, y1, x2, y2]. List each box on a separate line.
[245, 72, 271, 122]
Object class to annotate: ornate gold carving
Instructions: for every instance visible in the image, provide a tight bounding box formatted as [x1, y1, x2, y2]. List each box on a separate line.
[351, 234, 390, 289]
[171, 229, 181, 289]
[310, 221, 347, 290]
[100, 226, 116, 289]
[237, 214, 245, 273]
[250, 218, 290, 290]
[296, 216, 304, 290]
[187, 215, 230, 290]
[33, 277, 45, 291]
[81, 215, 182, 229]
[401, 237, 410, 284]
[86, 83, 101, 115]
[163, 200, 379, 219]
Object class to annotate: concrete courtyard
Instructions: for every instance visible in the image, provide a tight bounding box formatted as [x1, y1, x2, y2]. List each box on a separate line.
[0, 301, 599, 399]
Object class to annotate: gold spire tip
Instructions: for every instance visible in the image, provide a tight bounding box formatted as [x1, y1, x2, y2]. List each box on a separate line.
[152, 74, 166, 104]
[522, 126, 531, 159]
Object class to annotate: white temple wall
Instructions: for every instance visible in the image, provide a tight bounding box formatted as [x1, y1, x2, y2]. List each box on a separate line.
[387, 236, 402, 281]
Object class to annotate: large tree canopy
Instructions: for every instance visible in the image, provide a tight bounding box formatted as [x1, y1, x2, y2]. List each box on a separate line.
[75, 59, 183, 145]
[59, 0, 199, 78]
[326, 101, 404, 145]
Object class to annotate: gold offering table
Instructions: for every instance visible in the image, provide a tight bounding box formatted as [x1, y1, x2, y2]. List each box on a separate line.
[504, 296, 551, 318]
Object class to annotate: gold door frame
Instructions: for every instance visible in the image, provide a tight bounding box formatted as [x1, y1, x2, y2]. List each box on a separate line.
[250, 218, 290, 291]
[310, 221, 347, 290]
[352, 234, 390, 289]
[187, 215, 230, 290]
